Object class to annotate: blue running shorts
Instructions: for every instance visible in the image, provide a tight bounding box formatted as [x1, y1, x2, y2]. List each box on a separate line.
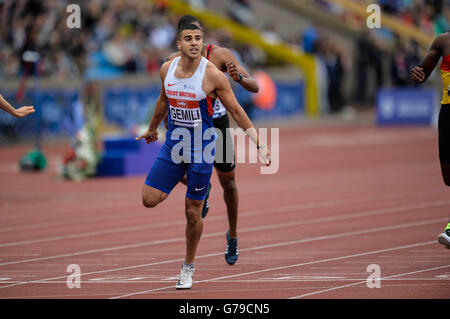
[145, 144, 213, 200]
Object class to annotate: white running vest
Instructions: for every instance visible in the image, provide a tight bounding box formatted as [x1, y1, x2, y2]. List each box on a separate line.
[164, 56, 215, 150]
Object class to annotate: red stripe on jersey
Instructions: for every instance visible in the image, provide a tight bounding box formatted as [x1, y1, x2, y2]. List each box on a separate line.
[207, 96, 214, 116]
[441, 55, 450, 72]
[206, 44, 213, 60]
[168, 98, 200, 109]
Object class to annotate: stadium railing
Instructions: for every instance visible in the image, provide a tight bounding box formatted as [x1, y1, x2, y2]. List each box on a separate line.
[319, 0, 433, 48]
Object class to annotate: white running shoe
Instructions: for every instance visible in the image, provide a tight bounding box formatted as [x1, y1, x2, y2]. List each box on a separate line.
[176, 263, 195, 289]
[438, 231, 450, 249]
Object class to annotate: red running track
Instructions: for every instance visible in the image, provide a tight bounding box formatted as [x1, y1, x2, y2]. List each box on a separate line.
[0, 124, 449, 299]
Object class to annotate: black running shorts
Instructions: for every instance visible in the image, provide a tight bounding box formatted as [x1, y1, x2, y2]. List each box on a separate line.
[439, 104, 450, 165]
[213, 114, 236, 172]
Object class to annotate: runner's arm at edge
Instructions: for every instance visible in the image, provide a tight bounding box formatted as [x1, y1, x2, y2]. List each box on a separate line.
[136, 62, 170, 143]
[411, 35, 443, 83]
[0, 94, 35, 118]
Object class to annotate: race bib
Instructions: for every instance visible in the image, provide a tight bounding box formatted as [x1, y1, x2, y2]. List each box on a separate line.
[169, 98, 202, 128]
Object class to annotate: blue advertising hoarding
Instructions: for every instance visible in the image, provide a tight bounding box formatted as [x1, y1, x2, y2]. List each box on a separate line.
[0, 89, 80, 140]
[376, 88, 438, 126]
[103, 86, 160, 131]
[234, 80, 304, 120]
[0, 78, 305, 141]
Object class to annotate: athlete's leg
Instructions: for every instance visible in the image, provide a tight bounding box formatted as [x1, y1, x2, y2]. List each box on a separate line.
[176, 195, 202, 289]
[440, 163, 450, 186]
[142, 185, 169, 208]
[216, 168, 239, 238]
[142, 146, 186, 209]
[438, 161, 450, 249]
[184, 163, 212, 262]
[213, 114, 239, 264]
[213, 114, 238, 236]
[437, 105, 450, 248]
[184, 197, 204, 263]
[438, 105, 450, 186]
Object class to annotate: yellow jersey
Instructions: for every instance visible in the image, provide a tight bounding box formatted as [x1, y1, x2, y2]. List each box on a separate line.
[440, 54, 450, 104]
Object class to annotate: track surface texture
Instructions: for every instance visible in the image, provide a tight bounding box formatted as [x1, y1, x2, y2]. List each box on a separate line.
[0, 123, 449, 299]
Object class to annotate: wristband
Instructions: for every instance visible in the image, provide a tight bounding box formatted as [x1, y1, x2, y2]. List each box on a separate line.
[257, 143, 266, 149]
[235, 73, 243, 83]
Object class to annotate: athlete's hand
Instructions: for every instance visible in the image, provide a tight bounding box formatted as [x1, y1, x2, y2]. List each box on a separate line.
[226, 61, 242, 82]
[14, 106, 35, 118]
[136, 129, 158, 144]
[410, 66, 425, 83]
[258, 145, 271, 167]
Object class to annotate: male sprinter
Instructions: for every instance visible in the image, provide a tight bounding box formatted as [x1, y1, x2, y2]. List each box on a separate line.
[167, 15, 259, 265]
[0, 94, 34, 118]
[411, 31, 450, 249]
[136, 23, 271, 289]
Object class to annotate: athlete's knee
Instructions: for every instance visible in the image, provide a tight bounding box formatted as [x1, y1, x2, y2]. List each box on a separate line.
[142, 185, 168, 208]
[185, 206, 201, 225]
[142, 196, 159, 208]
[223, 180, 237, 194]
[219, 174, 237, 193]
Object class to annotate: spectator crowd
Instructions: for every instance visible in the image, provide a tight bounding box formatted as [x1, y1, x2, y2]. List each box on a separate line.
[0, 0, 264, 82]
[0, 0, 448, 112]
[312, 0, 449, 37]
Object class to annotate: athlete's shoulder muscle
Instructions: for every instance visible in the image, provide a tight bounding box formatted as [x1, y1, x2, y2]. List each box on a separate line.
[430, 32, 450, 56]
[431, 34, 446, 52]
[209, 45, 232, 70]
[203, 61, 227, 96]
[213, 46, 234, 59]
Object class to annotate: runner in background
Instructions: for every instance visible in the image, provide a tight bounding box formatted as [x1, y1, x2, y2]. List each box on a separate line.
[410, 31, 450, 249]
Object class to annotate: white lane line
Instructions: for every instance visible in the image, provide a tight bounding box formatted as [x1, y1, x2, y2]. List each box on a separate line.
[0, 184, 444, 233]
[289, 264, 450, 299]
[110, 241, 437, 299]
[0, 197, 360, 237]
[0, 235, 189, 267]
[0, 218, 445, 291]
[0, 220, 186, 248]
[0, 200, 140, 224]
[2, 277, 448, 285]
[0, 197, 447, 266]
[2, 197, 448, 248]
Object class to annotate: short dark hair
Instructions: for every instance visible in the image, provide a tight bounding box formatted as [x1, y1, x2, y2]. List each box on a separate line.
[177, 15, 201, 30]
[177, 23, 201, 39]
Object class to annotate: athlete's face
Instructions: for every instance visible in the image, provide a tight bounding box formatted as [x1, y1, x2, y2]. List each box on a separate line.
[178, 29, 203, 59]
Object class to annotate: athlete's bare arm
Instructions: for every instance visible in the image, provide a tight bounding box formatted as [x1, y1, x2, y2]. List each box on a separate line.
[206, 66, 252, 130]
[212, 47, 259, 93]
[411, 35, 444, 83]
[136, 62, 170, 144]
[0, 94, 34, 118]
[167, 46, 259, 93]
[204, 63, 271, 165]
